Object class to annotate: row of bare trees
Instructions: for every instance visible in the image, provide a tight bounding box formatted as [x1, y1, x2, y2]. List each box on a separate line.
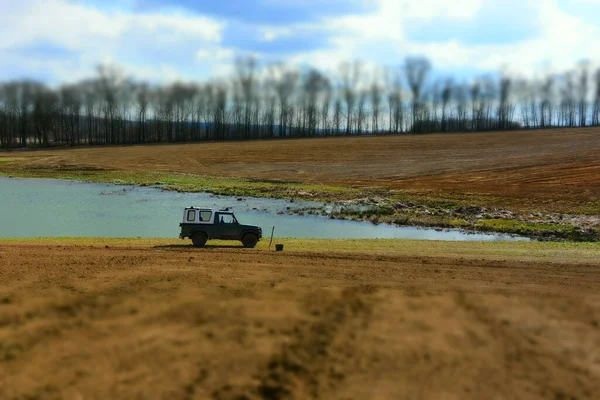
[1, 58, 600, 148]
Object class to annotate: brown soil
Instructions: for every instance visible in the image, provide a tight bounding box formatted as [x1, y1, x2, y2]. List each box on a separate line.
[1, 240, 599, 399]
[4, 128, 600, 209]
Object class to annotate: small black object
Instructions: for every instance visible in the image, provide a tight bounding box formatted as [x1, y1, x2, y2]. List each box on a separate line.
[275, 244, 284, 251]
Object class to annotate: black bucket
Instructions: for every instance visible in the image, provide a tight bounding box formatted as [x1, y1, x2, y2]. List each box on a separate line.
[275, 244, 284, 252]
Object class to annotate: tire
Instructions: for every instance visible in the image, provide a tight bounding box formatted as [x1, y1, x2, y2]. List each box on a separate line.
[191, 232, 208, 248]
[241, 233, 258, 248]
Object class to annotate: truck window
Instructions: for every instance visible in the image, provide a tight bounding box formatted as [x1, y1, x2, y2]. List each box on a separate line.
[220, 214, 236, 224]
[199, 211, 211, 222]
[186, 210, 196, 222]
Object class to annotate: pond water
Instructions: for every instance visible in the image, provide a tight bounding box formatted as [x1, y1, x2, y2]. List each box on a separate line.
[0, 177, 529, 241]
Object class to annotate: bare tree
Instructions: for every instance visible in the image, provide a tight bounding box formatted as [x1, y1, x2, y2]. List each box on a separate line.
[235, 56, 258, 139]
[470, 80, 482, 131]
[540, 75, 554, 128]
[0, 83, 7, 148]
[386, 68, 403, 133]
[31, 83, 57, 146]
[340, 61, 361, 135]
[578, 62, 589, 127]
[97, 65, 127, 144]
[333, 94, 342, 135]
[272, 64, 298, 138]
[441, 78, 453, 132]
[356, 89, 367, 134]
[454, 84, 469, 131]
[405, 57, 431, 132]
[59, 84, 83, 146]
[3, 56, 600, 148]
[370, 70, 383, 134]
[563, 71, 577, 127]
[320, 80, 332, 135]
[302, 69, 329, 137]
[593, 69, 600, 126]
[497, 76, 511, 129]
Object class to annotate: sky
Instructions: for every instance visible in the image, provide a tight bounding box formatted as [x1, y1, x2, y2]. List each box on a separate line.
[1, 0, 599, 85]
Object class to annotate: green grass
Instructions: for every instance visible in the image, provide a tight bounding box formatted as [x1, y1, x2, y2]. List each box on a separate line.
[474, 219, 584, 240]
[0, 168, 359, 202]
[389, 191, 600, 216]
[0, 157, 26, 164]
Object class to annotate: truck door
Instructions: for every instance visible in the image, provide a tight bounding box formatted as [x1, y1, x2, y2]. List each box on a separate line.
[215, 213, 239, 239]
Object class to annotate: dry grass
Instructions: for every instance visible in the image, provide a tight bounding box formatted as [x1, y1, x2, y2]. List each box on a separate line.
[1, 238, 599, 399]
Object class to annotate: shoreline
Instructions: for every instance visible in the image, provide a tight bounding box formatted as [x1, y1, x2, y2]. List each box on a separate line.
[1, 169, 598, 242]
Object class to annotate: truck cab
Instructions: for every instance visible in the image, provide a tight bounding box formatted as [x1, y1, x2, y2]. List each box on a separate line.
[179, 207, 262, 248]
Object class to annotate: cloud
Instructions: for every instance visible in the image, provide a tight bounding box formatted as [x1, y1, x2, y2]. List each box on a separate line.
[406, 0, 542, 45]
[0, 0, 227, 84]
[285, 0, 600, 79]
[1, 0, 599, 85]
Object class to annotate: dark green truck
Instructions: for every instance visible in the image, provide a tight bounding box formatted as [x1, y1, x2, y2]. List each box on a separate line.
[179, 207, 262, 248]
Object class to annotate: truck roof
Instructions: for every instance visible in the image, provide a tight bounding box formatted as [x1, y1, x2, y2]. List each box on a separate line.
[184, 207, 233, 212]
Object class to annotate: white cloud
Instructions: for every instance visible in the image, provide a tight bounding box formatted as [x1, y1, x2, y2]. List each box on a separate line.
[1, 0, 599, 84]
[283, 0, 600, 78]
[196, 48, 235, 62]
[0, 0, 223, 50]
[0, 0, 228, 83]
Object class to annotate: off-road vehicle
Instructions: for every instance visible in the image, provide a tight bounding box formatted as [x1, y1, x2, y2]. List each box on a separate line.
[179, 207, 262, 248]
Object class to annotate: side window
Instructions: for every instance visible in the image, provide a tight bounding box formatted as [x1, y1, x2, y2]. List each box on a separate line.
[219, 214, 235, 224]
[199, 211, 211, 222]
[186, 210, 196, 222]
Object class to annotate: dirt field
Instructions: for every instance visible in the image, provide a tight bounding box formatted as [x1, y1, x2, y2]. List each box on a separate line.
[1, 239, 600, 399]
[3, 127, 600, 210]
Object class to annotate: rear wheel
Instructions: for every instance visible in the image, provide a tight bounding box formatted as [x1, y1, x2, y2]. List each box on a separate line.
[241, 233, 258, 248]
[191, 232, 208, 248]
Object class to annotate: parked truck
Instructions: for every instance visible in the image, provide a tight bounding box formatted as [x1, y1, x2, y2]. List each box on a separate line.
[179, 207, 262, 248]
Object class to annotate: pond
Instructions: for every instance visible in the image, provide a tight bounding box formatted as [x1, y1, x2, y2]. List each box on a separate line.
[0, 177, 529, 241]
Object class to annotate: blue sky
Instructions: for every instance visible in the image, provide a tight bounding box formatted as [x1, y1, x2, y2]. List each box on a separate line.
[133, 0, 374, 24]
[1, 0, 599, 85]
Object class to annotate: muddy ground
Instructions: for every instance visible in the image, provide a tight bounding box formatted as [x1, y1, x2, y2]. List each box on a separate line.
[1, 239, 599, 399]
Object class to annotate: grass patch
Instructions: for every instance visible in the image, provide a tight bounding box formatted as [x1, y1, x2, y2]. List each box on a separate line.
[2, 237, 599, 264]
[474, 219, 595, 241]
[389, 190, 600, 216]
[0, 157, 26, 163]
[0, 167, 359, 203]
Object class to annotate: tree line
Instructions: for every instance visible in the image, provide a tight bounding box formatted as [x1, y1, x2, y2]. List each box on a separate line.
[1, 57, 599, 149]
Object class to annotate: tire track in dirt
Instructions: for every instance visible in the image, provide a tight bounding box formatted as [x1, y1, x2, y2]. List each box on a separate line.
[454, 291, 598, 399]
[2, 241, 600, 399]
[212, 285, 378, 400]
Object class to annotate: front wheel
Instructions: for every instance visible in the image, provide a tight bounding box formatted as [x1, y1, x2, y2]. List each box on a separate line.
[191, 232, 208, 248]
[241, 233, 258, 248]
